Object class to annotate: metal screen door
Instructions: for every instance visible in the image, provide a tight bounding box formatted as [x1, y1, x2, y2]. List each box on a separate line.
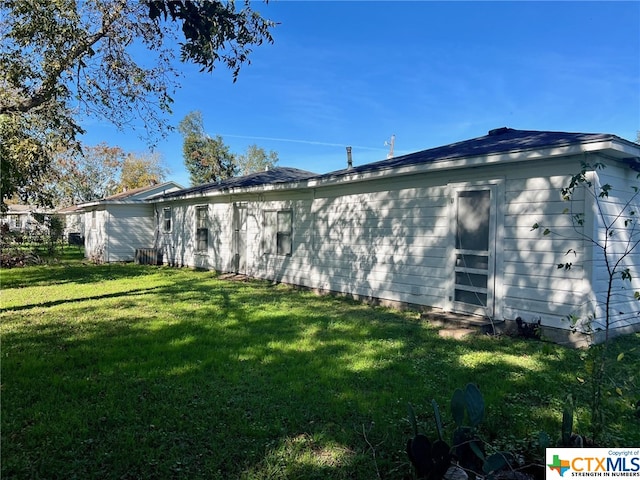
[233, 203, 247, 274]
[453, 188, 495, 317]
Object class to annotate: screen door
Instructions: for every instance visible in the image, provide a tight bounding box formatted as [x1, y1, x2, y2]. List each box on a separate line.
[233, 203, 247, 274]
[453, 188, 495, 316]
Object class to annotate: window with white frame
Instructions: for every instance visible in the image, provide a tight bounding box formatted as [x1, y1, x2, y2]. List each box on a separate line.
[263, 209, 292, 256]
[163, 207, 172, 233]
[195, 206, 208, 252]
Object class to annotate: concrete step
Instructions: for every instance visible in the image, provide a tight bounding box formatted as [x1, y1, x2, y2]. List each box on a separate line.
[420, 311, 504, 335]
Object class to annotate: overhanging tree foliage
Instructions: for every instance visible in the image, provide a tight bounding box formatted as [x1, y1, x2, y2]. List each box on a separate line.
[0, 0, 275, 208]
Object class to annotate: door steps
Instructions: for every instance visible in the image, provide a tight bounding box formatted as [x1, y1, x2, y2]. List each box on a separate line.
[420, 311, 504, 336]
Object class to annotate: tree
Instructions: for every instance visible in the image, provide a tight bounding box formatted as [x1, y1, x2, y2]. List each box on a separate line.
[119, 152, 168, 191]
[46, 143, 125, 207]
[178, 111, 236, 185]
[235, 144, 279, 176]
[0, 102, 73, 208]
[0, 0, 275, 208]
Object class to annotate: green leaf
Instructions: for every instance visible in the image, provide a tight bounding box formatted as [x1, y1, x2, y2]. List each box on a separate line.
[483, 453, 509, 474]
[562, 395, 574, 446]
[407, 403, 418, 437]
[538, 431, 551, 449]
[599, 184, 612, 198]
[451, 388, 465, 427]
[617, 352, 624, 361]
[431, 399, 444, 441]
[469, 439, 485, 461]
[464, 383, 485, 427]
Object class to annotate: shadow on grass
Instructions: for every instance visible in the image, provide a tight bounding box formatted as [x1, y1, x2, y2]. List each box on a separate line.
[0, 286, 166, 313]
[0, 260, 169, 289]
[2, 265, 639, 479]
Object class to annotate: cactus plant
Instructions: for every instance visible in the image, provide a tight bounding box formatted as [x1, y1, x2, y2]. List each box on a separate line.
[407, 384, 515, 480]
[407, 403, 452, 479]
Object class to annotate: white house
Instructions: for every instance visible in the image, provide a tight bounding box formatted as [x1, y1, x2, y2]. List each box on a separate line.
[57, 204, 86, 245]
[77, 182, 182, 263]
[0, 204, 54, 233]
[149, 128, 640, 345]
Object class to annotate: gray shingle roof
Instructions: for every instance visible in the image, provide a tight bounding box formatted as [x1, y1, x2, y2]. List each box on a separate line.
[161, 128, 629, 199]
[326, 128, 619, 176]
[163, 167, 318, 198]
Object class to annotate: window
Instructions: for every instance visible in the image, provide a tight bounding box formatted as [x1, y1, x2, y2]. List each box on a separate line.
[163, 207, 172, 233]
[12, 215, 19, 228]
[263, 209, 292, 256]
[277, 210, 292, 256]
[91, 210, 96, 230]
[195, 206, 208, 252]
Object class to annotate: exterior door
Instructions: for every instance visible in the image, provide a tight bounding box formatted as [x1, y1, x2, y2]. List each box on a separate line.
[233, 203, 247, 274]
[452, 186, 496, 317]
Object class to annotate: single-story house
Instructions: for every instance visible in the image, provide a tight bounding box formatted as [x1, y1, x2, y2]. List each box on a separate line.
[57, 204, 86, 245]
[0, 204, 54, 233]
[77, 182, 182, 263]
[83, 128, 640, 345]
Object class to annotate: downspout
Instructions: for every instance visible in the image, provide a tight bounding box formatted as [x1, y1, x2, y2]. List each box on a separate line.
[153, 203, 160, 250]
[104, 209, 110, 263]
[580, 153, 598, 336]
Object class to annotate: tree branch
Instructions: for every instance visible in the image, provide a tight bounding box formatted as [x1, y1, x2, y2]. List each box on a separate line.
[0, 3, 125, 115]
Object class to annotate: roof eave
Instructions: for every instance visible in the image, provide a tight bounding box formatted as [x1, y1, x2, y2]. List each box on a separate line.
[152, 181, 310, 203]
[308, 139, 640, 188]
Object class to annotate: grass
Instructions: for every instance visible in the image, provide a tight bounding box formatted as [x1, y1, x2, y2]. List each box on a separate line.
[2, 254, 639, 479]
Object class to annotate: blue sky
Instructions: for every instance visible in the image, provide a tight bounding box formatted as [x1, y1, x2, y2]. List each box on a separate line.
[80, 1, 640, 187]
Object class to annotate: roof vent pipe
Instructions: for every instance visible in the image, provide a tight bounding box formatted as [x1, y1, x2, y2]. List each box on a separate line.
[488, 127, 511, 136]
[346, 146, 353, 169]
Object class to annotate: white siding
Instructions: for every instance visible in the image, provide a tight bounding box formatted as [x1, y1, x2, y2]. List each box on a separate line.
[305, 180, 451, 307]
[157, 200, 234, 270]
[62, 213, 84, 240]
[84, 209, 107, 262]
[153, 153, 640, 339]
[105, 204, 155, 262]
[588, 163, 640, 336]
[501, 156, 592, 329]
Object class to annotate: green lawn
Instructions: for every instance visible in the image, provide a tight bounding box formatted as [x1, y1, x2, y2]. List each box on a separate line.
[2, 257, 639, 479]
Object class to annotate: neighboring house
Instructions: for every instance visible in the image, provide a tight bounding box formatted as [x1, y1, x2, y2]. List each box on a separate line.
[57, 204, 86, 245]
[0, 204, 54, 233]
[150, 128, 640, 345]
[76, 182, 182, 262]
